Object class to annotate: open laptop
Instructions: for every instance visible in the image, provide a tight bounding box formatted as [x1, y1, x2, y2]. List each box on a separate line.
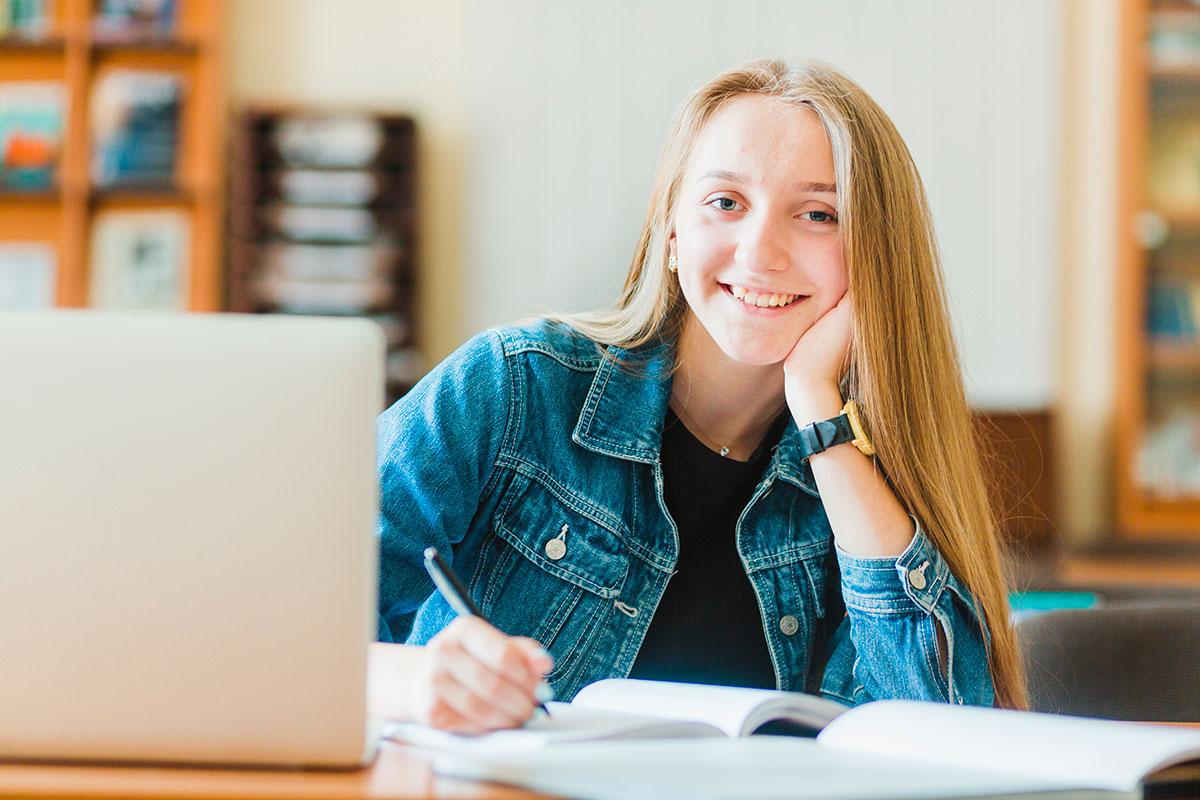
[0, 311, 383, 768]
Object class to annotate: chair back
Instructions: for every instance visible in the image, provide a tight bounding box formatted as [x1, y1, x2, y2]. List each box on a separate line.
[1016, 600, 1200, 722]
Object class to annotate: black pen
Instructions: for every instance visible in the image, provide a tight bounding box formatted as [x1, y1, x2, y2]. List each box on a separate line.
[422, 547, 552, 716]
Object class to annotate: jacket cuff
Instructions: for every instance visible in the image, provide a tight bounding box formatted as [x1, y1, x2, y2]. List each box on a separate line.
[835, 518, 949, 614]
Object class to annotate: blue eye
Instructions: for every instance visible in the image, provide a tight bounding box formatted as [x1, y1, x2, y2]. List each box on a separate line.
[709, 197, 740, 212]
[803, 210, 838, 223]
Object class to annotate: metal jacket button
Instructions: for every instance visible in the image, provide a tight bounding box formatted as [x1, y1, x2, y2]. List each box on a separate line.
[779, 614, 799, 636]
[545, 524, 568, 560]
[908, 560, 930, 591]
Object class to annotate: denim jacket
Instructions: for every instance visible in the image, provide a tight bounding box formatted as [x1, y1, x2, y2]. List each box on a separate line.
[377, 319, 995, 707]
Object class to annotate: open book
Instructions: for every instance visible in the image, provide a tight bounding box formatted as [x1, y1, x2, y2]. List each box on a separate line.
[386, 678, 847, 750]
[386, 678, 1200, 799]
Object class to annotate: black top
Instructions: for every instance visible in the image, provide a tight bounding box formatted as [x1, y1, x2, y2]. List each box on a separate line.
[627, 408, 787, 690]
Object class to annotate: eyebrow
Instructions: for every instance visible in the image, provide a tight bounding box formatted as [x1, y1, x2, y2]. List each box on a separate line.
[699, 169, 836, 194]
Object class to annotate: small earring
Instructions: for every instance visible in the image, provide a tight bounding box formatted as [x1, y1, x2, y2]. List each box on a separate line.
[668, 254, 678, 273]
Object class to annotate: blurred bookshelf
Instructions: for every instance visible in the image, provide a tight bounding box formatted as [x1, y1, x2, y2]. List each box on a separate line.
[0, 0, 225, 312]
[1116, 0, 1200, 536]
[228, 109, 423, 405]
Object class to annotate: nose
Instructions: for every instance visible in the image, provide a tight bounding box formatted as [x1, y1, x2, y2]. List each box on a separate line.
[734, 211, 790, 274]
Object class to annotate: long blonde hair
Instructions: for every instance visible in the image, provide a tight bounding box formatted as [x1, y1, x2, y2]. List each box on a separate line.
[554, 59, 1026, 710]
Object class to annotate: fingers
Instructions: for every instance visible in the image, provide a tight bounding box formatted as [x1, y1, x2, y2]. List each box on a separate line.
[785, 291, 853, 386]
[815, 290, 853, 336]
[456, 618, 547, 687]
[417, 617, 554, 733]
[440, 637, 537, 724]
[513, 636, 555, 681]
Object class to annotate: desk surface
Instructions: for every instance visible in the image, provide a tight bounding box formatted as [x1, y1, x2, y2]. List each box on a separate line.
[0, 741, 551, 800]
[3, 725, 1197, 800]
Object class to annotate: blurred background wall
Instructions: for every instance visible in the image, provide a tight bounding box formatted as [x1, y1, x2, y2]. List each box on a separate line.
[223, 0, 1121, 546]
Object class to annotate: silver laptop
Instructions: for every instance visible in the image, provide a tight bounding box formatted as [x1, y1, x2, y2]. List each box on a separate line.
[0, 311, 383, 768]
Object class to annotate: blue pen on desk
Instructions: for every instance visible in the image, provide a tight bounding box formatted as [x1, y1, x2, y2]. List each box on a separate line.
[422, 547, 553, 716]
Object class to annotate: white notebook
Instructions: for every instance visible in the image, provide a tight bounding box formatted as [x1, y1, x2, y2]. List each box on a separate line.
[391, 678, 1200, 799]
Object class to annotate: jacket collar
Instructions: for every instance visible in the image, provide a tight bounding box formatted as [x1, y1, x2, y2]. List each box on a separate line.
[571, 337, 820, 497]
[572, 338, 674, 465]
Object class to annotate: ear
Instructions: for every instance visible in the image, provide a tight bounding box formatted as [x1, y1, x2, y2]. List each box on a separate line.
[667, 231, 677, 258]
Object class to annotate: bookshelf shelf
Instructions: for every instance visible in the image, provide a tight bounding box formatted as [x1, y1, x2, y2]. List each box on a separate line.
[0, 0, 225, 313]
[1117, 0, 1200, 536]
[89, 49, 198, 72]
[89, 36, 202, 54]
[0, 186, 60, 200]
[1150, 64, 1200, 81]
[0, 36, 66, 52]
[89, 184, 193, 203]
[1149, 341, 1200, 370]
[1155, 208, 1200, 229]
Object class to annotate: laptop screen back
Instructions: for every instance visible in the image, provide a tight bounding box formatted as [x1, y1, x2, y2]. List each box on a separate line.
[0, 311, 382, 767]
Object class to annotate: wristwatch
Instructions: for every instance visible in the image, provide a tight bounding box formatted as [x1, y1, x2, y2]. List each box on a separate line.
[797, 399, 876, 460]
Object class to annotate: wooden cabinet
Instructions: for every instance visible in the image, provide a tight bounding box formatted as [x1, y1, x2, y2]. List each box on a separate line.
[1116, 0, 1200, 536]
[0, 0, 224, 311]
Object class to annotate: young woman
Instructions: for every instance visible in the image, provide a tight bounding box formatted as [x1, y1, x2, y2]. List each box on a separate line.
[369, 58, 1027, 733]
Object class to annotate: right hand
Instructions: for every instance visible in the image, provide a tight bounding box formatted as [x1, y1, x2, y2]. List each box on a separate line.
[371, 616, 553, 734]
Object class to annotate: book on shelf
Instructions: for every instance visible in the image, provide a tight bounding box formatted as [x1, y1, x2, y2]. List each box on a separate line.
[1146, 284, 1186, 341]
[0, 241, 55, 308]
[390, 678, 1200, 800]
[259, 241, 403, 284]
[1146, 280, 1200, 343]
[90, 70, 184, 188]
[0, 0, 52, 38]
[1150, 10, 1200, 70]
[1138, 408, 1200, 499]
[273, 115, 384, 169]
[1149, 115, 1200, 213]
[88, 209, 189, 309]
[265, 204, 378, 244]
[276, 169, 380, 206]
[252, 273, 393, 315]
[0, 81, 63, 191]
[93, 0, 176, 39]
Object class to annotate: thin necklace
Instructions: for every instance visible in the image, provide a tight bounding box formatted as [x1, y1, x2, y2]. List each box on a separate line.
[670, 401, 784, 459]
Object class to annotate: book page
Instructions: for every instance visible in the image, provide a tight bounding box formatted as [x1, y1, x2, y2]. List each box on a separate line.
[818, 700, 1200, 793]
[433, 737, 1128, 800]
[384, 702, 723, 754]
[572, 678, 847, 737]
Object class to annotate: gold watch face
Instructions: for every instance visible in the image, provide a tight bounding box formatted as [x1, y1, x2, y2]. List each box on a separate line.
[842, 399, 876, 456]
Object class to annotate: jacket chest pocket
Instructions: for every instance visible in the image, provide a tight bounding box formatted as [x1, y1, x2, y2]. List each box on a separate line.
[477, 471, 629, 687]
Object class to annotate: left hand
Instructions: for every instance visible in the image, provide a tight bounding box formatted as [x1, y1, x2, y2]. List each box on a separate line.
[783, 291, 853, 422]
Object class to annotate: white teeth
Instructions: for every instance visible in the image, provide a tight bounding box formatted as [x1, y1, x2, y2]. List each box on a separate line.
[728, 285, 800, 308]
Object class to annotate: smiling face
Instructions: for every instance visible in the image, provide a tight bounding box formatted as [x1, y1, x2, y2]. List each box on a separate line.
[670, 94, 846, 370]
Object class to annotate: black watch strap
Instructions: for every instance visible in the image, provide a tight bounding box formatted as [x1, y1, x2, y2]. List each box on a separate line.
[797, 414, 854, 461]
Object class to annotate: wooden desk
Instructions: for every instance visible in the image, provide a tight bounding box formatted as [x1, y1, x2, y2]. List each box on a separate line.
[0, 740, 552, 800]
[2, 726, 1195, 800]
